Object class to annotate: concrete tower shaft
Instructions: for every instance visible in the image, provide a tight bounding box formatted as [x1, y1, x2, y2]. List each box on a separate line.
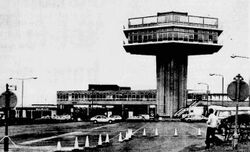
[156, 55, 187, 117]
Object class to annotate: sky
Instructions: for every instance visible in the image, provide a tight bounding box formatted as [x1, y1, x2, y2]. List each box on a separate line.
[0, 0, 249, 106]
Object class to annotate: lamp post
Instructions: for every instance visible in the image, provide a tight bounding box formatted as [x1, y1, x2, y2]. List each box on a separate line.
[198, 82, 209, 116]
[9, 77, 37, 118]
[210, 73, 224, 106]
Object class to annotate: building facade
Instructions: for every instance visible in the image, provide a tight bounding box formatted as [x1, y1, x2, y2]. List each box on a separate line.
[15, 104, 57, 119]
[57, 84, 157, 119]
[56, 84, 249, 119]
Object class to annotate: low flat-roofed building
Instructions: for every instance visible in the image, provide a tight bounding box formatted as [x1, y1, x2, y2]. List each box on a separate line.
[15, 104, 57, 119]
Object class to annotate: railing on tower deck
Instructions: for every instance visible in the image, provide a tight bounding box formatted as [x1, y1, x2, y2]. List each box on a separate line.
[128, 14, 218, 29]
[126, 29, 219, 44]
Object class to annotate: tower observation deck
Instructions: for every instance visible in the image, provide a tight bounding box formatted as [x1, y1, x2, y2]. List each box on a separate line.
[123, 11, 223, 117]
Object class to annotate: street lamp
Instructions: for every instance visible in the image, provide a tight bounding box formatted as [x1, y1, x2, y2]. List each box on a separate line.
[9, 77, 38, 118]
[209, 73, 224, 106]
[198, 82, 209, 116]
[231, 54, 250, 59]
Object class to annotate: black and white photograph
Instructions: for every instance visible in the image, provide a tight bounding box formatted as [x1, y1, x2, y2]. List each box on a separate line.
[0, 0, 249, 151]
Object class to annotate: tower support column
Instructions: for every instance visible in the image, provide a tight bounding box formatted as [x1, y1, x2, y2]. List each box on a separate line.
[156, 55, 188, 117]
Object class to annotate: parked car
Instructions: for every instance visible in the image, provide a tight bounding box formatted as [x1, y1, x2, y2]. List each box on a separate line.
[109, 115, 122, 121]
[182, 114, 208, 122]
[140, 114, 150, 120]
[90, 115, 115, 123]
[139, 114, 155, 121]
[35, 115, 51, 121]
[41, 115, 51, 119]
[52, 115, 72, 121]
[126, 115, 145, 122]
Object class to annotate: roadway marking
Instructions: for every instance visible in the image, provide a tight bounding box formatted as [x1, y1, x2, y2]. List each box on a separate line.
[19, 123, 117, 145]
[19, 123, 204, 145]
[110, 123, 148, 141]
[187, 124, 206, 134]
[132, 123, 148, 135]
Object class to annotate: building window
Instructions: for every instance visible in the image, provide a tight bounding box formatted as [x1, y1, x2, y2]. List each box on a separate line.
[157, 16, 166, 23]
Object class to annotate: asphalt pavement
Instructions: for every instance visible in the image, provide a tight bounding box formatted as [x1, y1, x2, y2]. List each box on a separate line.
[0, 121, 210, 152]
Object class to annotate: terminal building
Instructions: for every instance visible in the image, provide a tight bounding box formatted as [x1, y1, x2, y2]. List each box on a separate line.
[1, 87, 248, 121]
[57, 84, 156, 119]
[56, 84, 249, 119]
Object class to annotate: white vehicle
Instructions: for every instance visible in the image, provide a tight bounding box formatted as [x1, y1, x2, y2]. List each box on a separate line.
[90, 115, 115, 123]
[126, 115, 145, 121]
[41, 115, 51, 119]
[210, 106, 250, 120]
[182, 106, 205, 118]
[109, 115, 122, 121]
[140, 114, 150, 120]
[182, 114, 208, 122]
[52, 114, 71, 120]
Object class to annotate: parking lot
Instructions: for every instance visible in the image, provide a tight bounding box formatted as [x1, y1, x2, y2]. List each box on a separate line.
[0, 121, 209, 152]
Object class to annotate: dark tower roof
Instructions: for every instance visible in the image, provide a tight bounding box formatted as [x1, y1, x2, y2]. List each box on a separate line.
[157, 11, 188, 16]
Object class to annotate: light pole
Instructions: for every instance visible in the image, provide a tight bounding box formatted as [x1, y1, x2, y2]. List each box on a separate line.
[198, 82, 209, 116]
[9, 77, 37, 118]
[209, 73, 224, 106]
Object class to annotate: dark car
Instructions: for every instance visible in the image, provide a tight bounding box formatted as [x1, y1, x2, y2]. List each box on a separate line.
[217, 113, 250, 140]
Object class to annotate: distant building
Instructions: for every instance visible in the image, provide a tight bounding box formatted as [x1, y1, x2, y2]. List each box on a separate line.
[56, 84, 249, 119]
[15, 104, 57, 119]
[57, 84, 156, 119]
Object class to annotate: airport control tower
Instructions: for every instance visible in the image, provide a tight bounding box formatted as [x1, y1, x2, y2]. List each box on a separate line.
[123, 11, 223, 117]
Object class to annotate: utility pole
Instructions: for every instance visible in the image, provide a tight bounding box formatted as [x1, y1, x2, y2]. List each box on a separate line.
[232, 75, 241, 150]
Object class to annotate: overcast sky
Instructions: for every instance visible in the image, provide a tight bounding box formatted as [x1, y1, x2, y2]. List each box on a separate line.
[0, 0, 249, 106]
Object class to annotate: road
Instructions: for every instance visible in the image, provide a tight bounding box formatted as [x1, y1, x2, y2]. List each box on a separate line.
[0, 121, 208, 152]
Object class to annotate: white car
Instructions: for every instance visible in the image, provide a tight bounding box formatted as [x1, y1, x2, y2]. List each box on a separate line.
[40, 115, 51, 119]
[90, 115, 115, 123]
[53, 115, 71, 120]
[126, 115, 146, 121]
[183, 115, 208, 122]
[109, 115, 122, 121]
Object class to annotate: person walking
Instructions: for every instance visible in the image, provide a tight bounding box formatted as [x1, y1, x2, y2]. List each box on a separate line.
[205, 108, 219, 149]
